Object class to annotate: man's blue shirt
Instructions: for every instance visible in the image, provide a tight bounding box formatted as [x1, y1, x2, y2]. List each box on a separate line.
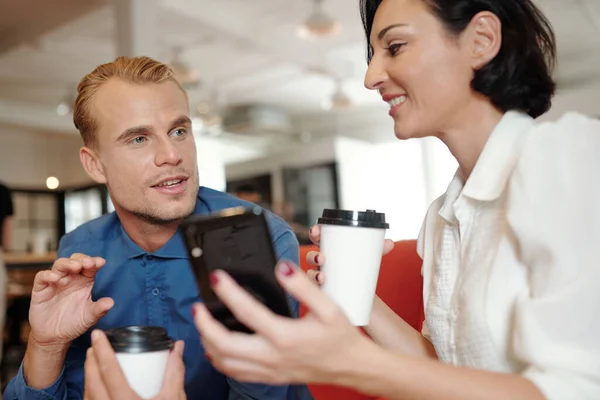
[3, 187, 313, 400]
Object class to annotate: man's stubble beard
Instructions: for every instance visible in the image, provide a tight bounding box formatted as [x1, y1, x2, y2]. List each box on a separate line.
[109, 173, 199, 226]
[131, 193, 196, 225]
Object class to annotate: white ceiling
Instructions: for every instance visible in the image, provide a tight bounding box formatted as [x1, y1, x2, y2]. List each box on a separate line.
[0, 0, 598, 148]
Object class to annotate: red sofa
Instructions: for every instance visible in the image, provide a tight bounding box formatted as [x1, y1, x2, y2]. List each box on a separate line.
[298, 240, 424, 400]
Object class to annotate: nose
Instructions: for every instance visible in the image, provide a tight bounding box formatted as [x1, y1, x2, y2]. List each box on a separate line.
[155, 138, 182, 167]
[364, 56, 388, 91]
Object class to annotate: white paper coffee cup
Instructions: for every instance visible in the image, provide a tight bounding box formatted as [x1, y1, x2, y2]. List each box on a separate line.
[105, 326, 174, 399]
[318, 209, 389, 326]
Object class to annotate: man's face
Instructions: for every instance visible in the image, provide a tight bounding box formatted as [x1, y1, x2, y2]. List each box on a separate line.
[86, 79, 199, 224]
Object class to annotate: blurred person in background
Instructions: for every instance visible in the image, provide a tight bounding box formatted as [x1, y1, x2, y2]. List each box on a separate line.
[233, 184, 267, 207]
[0, 181, 13, 384]
[3, 56, 313, 400]
[191, 0, 600, 399]
[0, 182, 13, 253]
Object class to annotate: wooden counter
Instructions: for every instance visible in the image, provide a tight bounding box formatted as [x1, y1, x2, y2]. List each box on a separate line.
[4, 252, 56, 267]
[3, 252, 56, 299]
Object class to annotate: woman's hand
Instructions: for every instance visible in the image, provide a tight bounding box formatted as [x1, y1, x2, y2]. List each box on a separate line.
[305, 224, 395, 285]
[84, 330, 186, 400]
[192, 261, 379, 386]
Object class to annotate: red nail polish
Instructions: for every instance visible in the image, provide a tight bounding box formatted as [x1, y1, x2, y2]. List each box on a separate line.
[315, 272, 320, 281]
[279, 262, 295, 277]
[309, 227, 313, 235]
[209, 272, 219, 286]
[191, 305, 196, 317]
[313, 254, 319, 264]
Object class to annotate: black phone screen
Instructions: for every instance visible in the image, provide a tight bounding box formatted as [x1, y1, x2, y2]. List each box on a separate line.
[182, 207, 292, 333]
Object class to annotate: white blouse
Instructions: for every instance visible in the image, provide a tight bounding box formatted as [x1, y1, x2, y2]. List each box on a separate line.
[417, 111, 600, 400]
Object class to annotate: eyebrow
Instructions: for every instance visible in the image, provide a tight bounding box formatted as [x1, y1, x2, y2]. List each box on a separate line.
[115, 115, 192, 143]
[115, 125, 151, 143]
[377, 23, 409, 40]
[170, 115, 192, 129]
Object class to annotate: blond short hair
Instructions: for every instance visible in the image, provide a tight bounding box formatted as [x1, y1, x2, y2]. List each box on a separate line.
[73, 56, 186, 147]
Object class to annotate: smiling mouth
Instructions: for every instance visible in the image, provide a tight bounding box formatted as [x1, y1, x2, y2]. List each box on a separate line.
[154, 179, 184, 188]
[387, 95, 407, 109]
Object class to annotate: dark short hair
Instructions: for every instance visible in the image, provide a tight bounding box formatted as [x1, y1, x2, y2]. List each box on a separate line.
[359, 0, 557, 118]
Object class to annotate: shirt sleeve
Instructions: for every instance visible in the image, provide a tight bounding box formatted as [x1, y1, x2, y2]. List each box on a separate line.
[2, 363, 67, 400]
[267, 212, 301, 318]
[508, 113, 600, 400]
[2, 347, 85, 400]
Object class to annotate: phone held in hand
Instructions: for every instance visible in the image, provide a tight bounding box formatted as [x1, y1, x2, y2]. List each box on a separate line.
[181, 206, 292, 333]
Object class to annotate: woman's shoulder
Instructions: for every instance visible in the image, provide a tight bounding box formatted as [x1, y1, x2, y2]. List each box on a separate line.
[523, 111, 599, 151]
[507, 111, 600, 230]
[514, 111, 599, 176]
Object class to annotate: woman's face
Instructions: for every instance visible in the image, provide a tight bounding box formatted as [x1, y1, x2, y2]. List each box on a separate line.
[364, 0, 475, 140]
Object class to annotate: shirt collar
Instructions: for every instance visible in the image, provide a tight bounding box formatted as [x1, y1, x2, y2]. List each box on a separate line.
[461, 110, 535, 201]
[438, 170, 464, 224]
[121, 190, 210, 260]
[437, 111, 534, 224]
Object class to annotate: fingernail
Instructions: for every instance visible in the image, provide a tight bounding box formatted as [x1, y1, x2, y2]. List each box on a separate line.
[209, 272, 219, 286]
[278, 261, 295, 277]
[309, 227, 313, 235]
[313, 254, 319, 264]
[205, 352, 212, 361]
[315, 272, 320, 281]
[191, 305, 196, 317]
[91, 330, 100, 342]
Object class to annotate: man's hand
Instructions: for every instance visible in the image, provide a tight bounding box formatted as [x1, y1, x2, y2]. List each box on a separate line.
[29, 253, 114, 346]
[84, 330, 186, 400]
[23, 253, 114, 389]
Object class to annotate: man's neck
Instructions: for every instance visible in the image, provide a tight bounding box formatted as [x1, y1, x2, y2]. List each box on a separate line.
[117, 211, 182, 253]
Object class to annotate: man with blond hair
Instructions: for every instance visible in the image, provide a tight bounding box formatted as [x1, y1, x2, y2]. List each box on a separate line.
[4, 56, 312, 400]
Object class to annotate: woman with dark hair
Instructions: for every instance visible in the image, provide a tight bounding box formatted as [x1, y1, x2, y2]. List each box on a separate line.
[192, 1, 600, 399]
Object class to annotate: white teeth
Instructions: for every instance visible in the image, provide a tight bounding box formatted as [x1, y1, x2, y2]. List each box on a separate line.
[158, 179, 182, 187]
[387, 95, 407, 108]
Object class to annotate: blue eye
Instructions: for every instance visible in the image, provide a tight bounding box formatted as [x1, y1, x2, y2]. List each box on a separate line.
[171, 128, 187, 137]
[131, 136, 146, 144]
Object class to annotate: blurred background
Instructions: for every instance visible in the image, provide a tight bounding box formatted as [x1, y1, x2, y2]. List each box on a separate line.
[0, 0, 598, 385]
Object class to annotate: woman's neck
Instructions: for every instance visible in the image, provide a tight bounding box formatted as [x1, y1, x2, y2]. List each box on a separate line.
[437, 97, 504, 180]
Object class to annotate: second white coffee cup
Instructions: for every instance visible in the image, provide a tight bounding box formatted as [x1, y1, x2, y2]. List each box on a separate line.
[105, 326, 174, 399]
[318, 209, 389, 326]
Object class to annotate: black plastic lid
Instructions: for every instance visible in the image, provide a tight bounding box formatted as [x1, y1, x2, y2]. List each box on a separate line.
[317, 209, 389, 229]
[105, 326, 174, 354]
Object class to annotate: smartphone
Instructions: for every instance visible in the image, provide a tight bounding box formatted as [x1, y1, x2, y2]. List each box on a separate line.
[181, 206, 292, 333]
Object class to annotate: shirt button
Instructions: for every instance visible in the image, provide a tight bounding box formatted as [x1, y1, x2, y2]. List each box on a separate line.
[146, 255, 154, 261]
[152, 288, 160, 296]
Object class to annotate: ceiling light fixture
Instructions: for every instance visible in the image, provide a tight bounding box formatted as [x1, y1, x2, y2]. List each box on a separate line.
[169, 47, 200, 89]
[322, 79, 352, 110]
[193, 100, 223, 136]
[297, 0, 341, 39]
[56, 86, 75, 116]
[46, 176, 60, 190]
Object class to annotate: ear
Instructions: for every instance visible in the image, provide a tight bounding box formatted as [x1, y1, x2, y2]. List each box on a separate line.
[467, 11, 502, 70]
[80, 146, 107, 184]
